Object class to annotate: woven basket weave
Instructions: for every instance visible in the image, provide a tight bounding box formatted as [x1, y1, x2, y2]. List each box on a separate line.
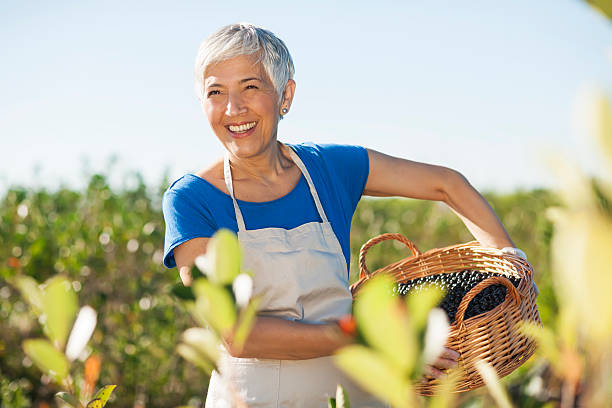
[350, 233, 541, 395]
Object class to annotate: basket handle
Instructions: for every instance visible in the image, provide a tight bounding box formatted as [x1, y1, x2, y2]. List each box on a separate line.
[455, 275, 522, 330]
[358, 233, 422, 280]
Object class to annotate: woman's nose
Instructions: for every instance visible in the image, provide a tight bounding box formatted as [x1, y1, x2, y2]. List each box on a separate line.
[225, 92, 247, 116]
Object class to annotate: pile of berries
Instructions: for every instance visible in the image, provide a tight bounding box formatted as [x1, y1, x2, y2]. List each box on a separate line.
[393, 270, 521, 323]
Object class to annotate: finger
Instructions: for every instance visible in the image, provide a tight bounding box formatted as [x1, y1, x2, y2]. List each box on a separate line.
[433, 357, 458, 370]
[424, 365, 445, 379]
[440, 347, 460, 361]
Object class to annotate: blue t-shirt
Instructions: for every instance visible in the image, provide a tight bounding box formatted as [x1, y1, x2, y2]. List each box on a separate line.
[162, 143, 370, 276]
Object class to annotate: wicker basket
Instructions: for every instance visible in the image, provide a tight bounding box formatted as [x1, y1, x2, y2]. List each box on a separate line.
[350, 233, 541, 395]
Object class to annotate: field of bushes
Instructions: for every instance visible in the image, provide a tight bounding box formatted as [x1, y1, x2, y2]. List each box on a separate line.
[0, 173, 560, 407]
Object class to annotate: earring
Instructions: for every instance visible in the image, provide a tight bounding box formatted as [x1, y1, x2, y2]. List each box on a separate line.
[282, 108, 288, 114]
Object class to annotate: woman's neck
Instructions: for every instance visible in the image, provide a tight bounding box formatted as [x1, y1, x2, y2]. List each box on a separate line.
[227, 141, 294, 185]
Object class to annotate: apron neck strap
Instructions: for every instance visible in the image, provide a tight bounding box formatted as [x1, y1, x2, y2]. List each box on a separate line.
[223, 153, 247, 231]
[284, 146, 329, 223]
[223, 144, 330, 232]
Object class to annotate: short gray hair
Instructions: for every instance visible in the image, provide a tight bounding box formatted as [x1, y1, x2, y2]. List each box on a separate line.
[194, 23, 295, 102]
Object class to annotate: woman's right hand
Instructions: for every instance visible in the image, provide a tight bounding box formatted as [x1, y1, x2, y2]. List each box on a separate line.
[424, 347, 460, 378]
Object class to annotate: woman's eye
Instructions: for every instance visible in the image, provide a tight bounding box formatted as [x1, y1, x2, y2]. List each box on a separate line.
[207, 90, 220, 97]
[245, 85, 258, 90]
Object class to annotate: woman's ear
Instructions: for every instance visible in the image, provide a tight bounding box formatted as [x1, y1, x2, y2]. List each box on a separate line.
[280, 79, 296, 112]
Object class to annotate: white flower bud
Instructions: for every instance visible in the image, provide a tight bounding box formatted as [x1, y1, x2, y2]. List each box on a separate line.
[65, 306, 97, 361]
[423, 307, 450, 365]
[232, 273, 253, 308]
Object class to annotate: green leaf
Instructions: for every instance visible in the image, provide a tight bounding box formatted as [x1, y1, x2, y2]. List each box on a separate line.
[176, 344, 216, 375]
[181, 328, 221, 364]
[586, 0, 612, 21]
[428, 371, 460, 408]
[405, 284, 445, 331]
[353, 275, 416, 373]
[22, 339, 70, 383]
[328, 398, 337, 408]
[334, 345, 412, 408]
[205, 229, 242, 285]
[171, 283, 195, 301]
[42, 276, 78, 349]
[85, 399, 102, 408]
[232, 298, 260, 349]
[335, 384, 350, 408]
[192, 279, 236, 334]
[55, 391, 82, 408]
[91, 385, 117, 407]
[475, 360, 514, 408]
[518, 322, 562, 373]
[12, 275, 43, 315]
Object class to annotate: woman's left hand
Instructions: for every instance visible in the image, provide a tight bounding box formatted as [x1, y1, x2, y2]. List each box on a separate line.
[424, 347, 460, 378]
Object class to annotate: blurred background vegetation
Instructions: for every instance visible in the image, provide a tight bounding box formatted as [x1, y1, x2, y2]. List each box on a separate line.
[0, 173, 560, 407]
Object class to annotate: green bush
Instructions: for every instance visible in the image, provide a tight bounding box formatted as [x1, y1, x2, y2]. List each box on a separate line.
[0, 174, 207, 407]
[0, 172, 559, 407]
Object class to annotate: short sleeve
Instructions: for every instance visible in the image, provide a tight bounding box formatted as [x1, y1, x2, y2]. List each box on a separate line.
[317, 144, 369, 211]
[162, 185, 216, 269]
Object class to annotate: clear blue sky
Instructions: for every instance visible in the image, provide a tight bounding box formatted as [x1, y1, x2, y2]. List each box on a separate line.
[1, 0, 611, 193]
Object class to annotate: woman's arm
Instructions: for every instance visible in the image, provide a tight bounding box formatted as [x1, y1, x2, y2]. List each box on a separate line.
[364, 148, 514, 249]
[225, 316, 352, 359]
[173, 238, 352, 359]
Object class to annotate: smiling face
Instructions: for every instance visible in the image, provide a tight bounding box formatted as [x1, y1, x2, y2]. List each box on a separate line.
[202, 54, 295, 160]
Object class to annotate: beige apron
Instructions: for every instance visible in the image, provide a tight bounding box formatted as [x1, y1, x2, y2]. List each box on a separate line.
[205, 145, 386, 407]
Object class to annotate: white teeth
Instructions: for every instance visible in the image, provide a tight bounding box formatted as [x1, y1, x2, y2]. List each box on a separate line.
[228, 121, 256, 132]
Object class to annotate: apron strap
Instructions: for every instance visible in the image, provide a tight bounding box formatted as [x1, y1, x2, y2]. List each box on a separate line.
[223, 144, 330, 231]
[284, 145, 330, 224]
[223, 154, 247, 231]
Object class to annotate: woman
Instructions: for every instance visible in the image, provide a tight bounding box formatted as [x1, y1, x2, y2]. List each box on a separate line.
[163, 23, 523, 407]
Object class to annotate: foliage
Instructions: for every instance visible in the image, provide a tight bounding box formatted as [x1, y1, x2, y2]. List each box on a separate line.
[328, 384, 350, 408]
[0, 173, 559, 406]
[517, 82, 612, 406]
[0, 174, 207, 407]
[334, 276, 449, 407]
[0, 171, 560, 407]
[9, 273, 116, 407]
[175, 230, 259, 380]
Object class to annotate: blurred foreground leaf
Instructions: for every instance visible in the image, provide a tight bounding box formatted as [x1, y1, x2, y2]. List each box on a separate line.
[518, 322, 561, 373]
[191, 279, 237, 334]
[475, 359, 514, 408]
[180, 328, 220, 365]
[201, 229, 242, 285]
[171, 283, 195, 301]
[22, 339, 69, 383]
[549, 206, 612, 344]
[353, 275, 416, 373]
[334, 345, 411, 408]
[232, 298, 260, 350]
[405, 285, 444, 330]
[428, 370, 460, 408]
[592, 92, 612, 170]
[42, 276, 78, 350]
[176, 344, 216, 375]
[586, 0, 612, 21]
[12, 275, 43, 315]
